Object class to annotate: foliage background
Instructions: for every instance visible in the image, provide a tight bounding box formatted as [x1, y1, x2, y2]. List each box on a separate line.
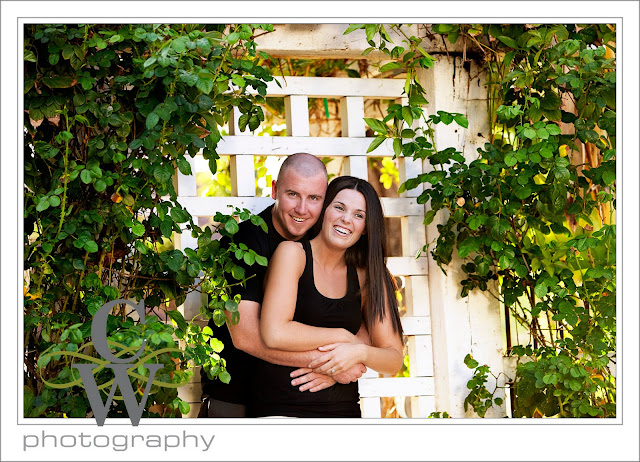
[349, 23, 616, 417]
[23, 22, 616, 419]
[23, 24, 273, 418]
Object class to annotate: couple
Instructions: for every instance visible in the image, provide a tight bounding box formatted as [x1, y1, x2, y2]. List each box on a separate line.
[199, 153, 404, 418]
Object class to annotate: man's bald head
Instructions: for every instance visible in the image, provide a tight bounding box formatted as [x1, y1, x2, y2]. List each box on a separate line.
[277, 153, 327, 181]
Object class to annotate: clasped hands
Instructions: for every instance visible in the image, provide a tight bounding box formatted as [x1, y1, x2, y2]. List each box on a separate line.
[290, 342, 367, 393]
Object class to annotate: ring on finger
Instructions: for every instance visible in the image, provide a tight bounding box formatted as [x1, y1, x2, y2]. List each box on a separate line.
[330, 368, 335, 374]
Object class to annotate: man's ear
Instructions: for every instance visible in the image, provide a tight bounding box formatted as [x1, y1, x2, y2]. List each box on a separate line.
[271, 180, 277, 200]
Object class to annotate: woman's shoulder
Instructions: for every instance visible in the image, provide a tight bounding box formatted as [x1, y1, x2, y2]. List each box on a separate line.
[273, 240, 305, 259]
[270, 241, 306, 277]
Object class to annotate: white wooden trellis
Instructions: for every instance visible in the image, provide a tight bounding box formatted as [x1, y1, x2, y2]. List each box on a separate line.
[175, 76, 435, 418]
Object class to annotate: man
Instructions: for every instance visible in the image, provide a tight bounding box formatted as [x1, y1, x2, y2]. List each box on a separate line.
[199, 153, 368, 417]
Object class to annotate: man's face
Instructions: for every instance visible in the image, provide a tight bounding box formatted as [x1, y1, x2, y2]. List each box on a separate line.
[271, 168, 327, 241]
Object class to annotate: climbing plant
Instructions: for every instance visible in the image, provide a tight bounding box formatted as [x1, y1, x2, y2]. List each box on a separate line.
[348, 23, 616, 417]
[23, 23, 273, 418]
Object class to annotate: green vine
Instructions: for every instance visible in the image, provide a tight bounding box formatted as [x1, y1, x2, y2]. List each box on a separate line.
[24, 23, 274, 418]
[349, 23, 616, 418]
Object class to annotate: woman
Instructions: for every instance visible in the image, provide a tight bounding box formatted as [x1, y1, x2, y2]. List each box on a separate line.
[255, 176, 404, 418]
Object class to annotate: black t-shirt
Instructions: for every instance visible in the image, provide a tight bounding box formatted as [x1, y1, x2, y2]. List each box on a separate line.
[200, 205, 286, 405]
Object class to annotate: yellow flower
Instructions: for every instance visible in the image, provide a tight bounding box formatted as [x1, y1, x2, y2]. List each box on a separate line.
[559, 145, 569, 157]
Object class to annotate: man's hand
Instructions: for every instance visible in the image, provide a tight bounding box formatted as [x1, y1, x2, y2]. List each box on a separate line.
[290, 368, 336, 392]
[333, 363, 367, 384]
[290, 361, 366, 392]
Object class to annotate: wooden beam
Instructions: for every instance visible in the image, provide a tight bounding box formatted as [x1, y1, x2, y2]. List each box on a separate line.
[254, 24, 464, 59]
[217, 135, 395, 157]
[358, 376, 434, 397]
[256, 76, 405, 98]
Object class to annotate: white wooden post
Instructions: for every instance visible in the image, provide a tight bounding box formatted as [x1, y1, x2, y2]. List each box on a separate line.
[173, 155, 204, 417]
[229, 107, 255, 196]
[285, 95, 310, 137]
[340, 96, 368, 179]
[419, 58, 506, 417]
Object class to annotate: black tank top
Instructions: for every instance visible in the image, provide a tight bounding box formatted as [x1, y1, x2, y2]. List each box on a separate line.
[252, 240, 363, 418]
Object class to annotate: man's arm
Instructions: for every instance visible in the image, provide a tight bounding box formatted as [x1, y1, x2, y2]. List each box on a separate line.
[290, 322, 371, 390]
[227, 299, 323, 367]
[227, 300, 366, 391]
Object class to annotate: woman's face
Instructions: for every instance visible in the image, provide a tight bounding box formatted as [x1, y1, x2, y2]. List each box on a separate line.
[321, 188, 367, 249]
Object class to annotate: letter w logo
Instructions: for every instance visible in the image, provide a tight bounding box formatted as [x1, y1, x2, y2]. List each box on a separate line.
[73, 363, 162, 426]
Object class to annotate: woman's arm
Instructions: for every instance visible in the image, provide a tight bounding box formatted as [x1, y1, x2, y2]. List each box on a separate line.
[260, 241, 357, 351]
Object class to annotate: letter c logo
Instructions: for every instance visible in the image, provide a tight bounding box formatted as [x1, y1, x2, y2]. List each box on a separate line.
[92, 299, 147, 363]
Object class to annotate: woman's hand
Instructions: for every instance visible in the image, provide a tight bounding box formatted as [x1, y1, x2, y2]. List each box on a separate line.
[308, 342, 366, 377]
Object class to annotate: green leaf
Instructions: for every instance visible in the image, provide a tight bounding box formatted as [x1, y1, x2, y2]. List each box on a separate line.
[602, 170, 615, 186]
[177, 157, 192, 175]
[344, 24, 365, 35]
[498, 35, 518, 49]
[438, 111, 453, 125]
[464, 353, 479, 369]
[24, 50, 37, 62]
[379, 62, 401, 73]
[42, 75, 75, 89]
[393, 138, 402, 157]
[231, 265, 245, 280]
[536, 127, 549, 140]
[366, 136, 387, 153]
[178, 400, 190, 415]
[553, 167, 571, 182]
[196, 76, 214, 95]
[36, 197, 50, 212]
[534, 283, 548, 299]
[153, 165, 172, 184]
[453, 114, 469, 128]
[94, 179, 106, 192]
[146, 112, 160, 130]
[209, 338, 224, 353]
[171, 37, 187, 53]
[515, 185, 532, 199]
[166, 251, 185, 272]
[243, 251, 255, 266]
[213, 309, 227, 327]
[499, 255, 511, 269]
[83, 240, 99, 253]
[546, 124, 562, 135]
[504, 153, 517, 167]
[225, 219, 239, 235]
[364, 118, 388, 134]
[467, 214, 486, 230]
[231, 75, 246, 87]
[218, 371, 231, 384]
[143, 56, 157, 68]
[401, 107, 414, 127]
[255, 255, 268, 266]
[131, 222, 145, 237]
[160, 219, 174, 237]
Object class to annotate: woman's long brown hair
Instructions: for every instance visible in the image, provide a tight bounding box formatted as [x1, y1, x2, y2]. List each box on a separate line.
[314, 176, 404, 338]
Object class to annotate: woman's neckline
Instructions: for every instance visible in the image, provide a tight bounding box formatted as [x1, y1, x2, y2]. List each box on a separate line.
[308, 241, 349, 301]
